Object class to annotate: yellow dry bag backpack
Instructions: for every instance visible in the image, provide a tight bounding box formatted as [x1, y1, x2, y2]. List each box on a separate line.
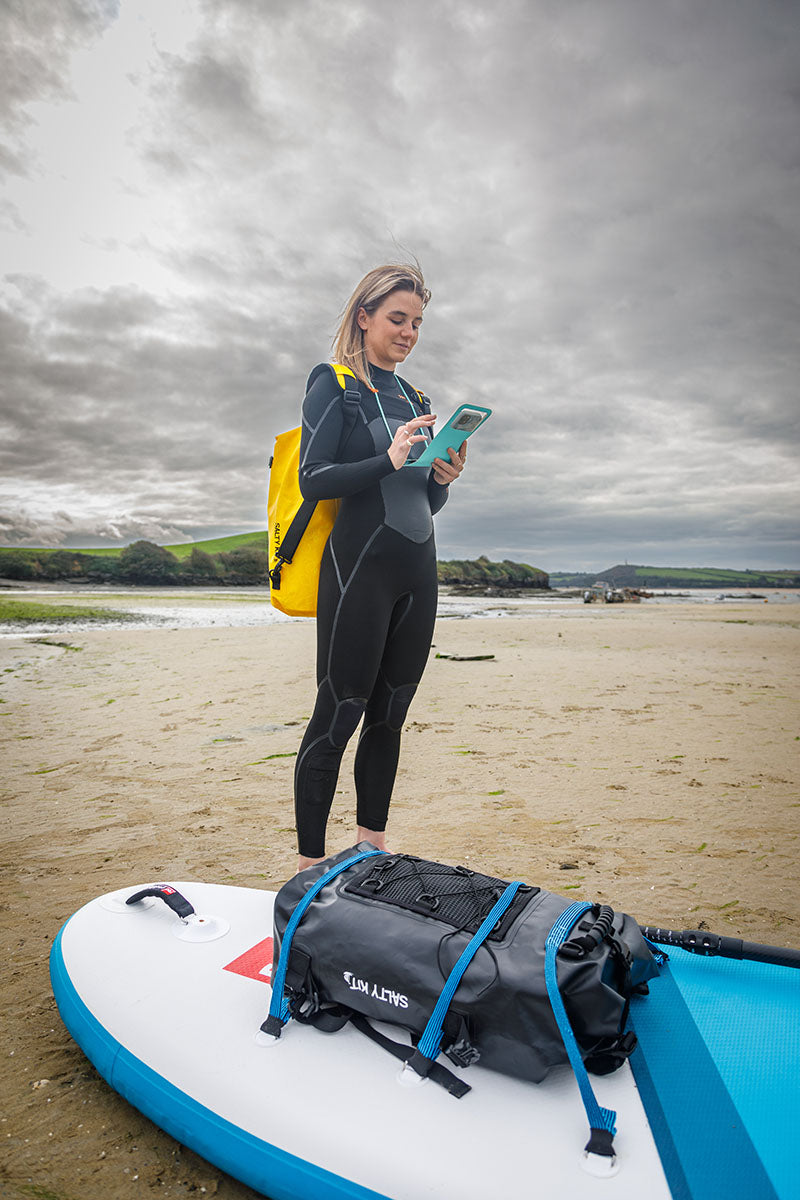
[267, 364, 362, 618]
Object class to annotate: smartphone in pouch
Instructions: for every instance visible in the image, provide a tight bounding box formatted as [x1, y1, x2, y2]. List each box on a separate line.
[408, 404, 492, 468]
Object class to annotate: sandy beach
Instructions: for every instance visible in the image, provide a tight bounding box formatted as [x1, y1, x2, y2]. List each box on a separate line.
[1, 599, 798, 1199]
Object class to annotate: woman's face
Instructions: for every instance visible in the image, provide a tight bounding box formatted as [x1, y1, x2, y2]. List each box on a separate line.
[357, 288, 423, 371]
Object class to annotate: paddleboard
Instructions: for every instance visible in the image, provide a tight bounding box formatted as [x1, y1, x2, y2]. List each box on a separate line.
[50, 881, 798, 1200]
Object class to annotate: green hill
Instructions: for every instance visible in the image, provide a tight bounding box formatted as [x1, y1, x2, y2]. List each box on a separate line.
[0, 533, 269, 586]
[74, 530, 265, 560]
[549, 564, 800, 589]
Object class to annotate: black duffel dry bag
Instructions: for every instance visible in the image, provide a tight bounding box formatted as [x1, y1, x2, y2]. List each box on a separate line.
[262, 844, 663, 1160]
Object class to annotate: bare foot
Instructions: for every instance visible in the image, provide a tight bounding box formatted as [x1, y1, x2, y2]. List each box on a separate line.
[296, 854, 326, 874]
[357, 826, 389, 853]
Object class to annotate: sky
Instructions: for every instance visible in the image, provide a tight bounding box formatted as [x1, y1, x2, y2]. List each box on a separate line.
[1, 0, 798, 572]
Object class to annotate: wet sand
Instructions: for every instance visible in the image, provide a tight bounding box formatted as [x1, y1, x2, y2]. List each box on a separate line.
[1, 601, 798, 1198]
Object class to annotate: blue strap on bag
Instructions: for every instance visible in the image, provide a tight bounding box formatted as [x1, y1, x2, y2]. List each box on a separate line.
[405, 880, 524, 1077]
[544, 901, 618, 1159]
[262, 848, 385, 1037]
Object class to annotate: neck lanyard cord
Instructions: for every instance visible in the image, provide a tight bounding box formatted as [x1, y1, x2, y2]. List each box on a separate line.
[370, 373, 429, 447]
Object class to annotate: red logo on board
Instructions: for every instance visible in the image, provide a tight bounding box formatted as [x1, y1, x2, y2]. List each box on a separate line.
[223, 937, 274, 984]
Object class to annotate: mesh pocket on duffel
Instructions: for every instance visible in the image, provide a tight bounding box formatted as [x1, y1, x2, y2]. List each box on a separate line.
[343, 854, 537, 939]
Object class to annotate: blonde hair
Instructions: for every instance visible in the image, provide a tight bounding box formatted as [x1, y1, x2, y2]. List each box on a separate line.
[332, 263, 431, 386]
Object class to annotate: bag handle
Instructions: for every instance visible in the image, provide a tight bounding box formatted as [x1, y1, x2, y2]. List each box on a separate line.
[558, 903, 616, 959]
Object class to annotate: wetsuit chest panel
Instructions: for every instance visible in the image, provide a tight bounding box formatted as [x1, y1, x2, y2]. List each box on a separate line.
[365, 414, 434, 544]
[300, 363, 443, 552]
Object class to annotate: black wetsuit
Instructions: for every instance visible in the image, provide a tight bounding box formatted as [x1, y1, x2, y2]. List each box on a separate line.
[294, 362, 449, 858]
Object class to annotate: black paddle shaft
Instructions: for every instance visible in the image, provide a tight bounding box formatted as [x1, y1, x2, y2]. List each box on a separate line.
[640, 925, 800, 970]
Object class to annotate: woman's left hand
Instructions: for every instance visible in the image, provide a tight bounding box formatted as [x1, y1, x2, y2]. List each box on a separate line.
[432, 442, 467, 486]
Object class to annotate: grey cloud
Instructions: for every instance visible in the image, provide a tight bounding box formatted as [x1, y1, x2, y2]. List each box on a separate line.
[178, 53, 262, 128]
[0, 0, 113, 177]
[0, 507, 190, 550]
[53, 286, 167, 335]
[1, 0, 798, 565]
[0, 273, 309, 537]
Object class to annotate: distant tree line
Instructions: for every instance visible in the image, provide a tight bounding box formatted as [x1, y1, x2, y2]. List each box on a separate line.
[0, 541, 270, 586]
[437, 555, 549, 589]
[1, 544, 550, 590]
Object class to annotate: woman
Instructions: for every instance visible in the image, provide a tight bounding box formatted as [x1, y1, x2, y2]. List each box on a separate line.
[294, 264, 466, 871]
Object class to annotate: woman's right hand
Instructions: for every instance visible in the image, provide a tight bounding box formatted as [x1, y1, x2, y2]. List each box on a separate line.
[387, 414, 437, 470]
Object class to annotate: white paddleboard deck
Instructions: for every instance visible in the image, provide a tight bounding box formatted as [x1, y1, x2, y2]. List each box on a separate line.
[51, 881, 672, 1200]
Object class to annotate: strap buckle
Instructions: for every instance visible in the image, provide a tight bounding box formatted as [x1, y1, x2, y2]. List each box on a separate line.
[268, 558, 286, 589]
[445, 1036, 481, 1069]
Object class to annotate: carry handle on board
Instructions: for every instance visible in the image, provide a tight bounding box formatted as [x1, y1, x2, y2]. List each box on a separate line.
[126, 884, 195, 920]
[122, 883, 231, 943]
[640, 925, 800, 970]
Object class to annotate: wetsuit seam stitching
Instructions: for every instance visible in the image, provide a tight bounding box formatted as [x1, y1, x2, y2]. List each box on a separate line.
[390, 592, 415, 638]
[300, 394, 343, 468]
[358, 669, 396, 742]
[329, 540, 345, 596]
[326, 524, 383, 681]
[295, 732, 331, 774]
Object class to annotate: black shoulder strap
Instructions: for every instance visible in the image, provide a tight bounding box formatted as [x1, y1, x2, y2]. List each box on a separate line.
[304, 363, 361, 439]
[336, 366, 362, 441]
[269, 496, 318, 587]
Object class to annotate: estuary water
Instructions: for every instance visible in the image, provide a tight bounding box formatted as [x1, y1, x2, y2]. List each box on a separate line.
[1, 583, 798, 637]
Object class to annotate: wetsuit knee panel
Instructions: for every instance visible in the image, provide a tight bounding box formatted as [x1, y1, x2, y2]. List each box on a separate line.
[387, 683, 418, 731]
[330, 697, 367, 747]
